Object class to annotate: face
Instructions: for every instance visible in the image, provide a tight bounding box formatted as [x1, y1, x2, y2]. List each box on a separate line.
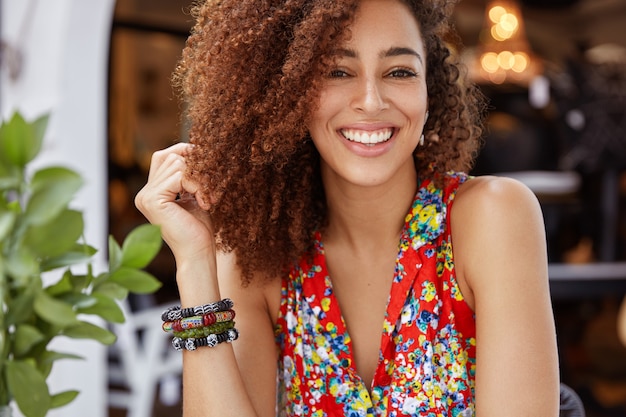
[308, 0, 428, 190]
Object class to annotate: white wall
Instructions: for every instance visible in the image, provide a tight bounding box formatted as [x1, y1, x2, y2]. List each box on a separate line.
[1, 0, 115, 416]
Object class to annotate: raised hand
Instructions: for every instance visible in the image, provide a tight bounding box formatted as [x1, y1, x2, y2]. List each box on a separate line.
[135, 142, 215, 263]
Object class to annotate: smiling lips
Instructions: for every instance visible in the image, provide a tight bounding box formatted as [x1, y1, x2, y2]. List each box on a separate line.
[340, 127, 394, 146]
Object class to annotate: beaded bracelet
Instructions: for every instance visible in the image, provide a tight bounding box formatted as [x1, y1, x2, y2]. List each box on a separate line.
[161, 298, 234, 322]
[172, 320, 235, 339]
[172, 328, 239, 351]
[162, 309, 236, 333]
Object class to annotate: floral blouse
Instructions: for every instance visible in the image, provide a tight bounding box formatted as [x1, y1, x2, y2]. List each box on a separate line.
[274, 172, 476, 417]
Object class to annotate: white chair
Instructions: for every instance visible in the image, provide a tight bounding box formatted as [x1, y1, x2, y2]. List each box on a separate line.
[560, 383, 586, 417]
[108, 300, 182, 417]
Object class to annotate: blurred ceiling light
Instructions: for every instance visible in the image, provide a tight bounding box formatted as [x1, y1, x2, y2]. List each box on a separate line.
[585, 43, 626, 65]
[476, 0, 542, 85]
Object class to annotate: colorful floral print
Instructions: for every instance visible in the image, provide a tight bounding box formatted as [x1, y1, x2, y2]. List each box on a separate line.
[275, 173, 476, 416]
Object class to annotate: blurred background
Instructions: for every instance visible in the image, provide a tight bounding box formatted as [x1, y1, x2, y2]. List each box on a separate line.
[2, 0, 626, 416]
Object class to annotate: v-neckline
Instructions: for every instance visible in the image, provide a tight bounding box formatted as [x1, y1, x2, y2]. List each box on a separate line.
[305, 177, 449, 392]
[315, 237, 393, 392]
[311, 243, 434, 391]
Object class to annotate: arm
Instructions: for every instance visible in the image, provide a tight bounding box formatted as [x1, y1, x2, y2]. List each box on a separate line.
[451, 176, 560, 416]
[175, 253, 277, 417]
[135, 143, 277, 417]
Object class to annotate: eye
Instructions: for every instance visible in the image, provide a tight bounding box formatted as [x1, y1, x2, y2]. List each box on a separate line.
[388, 68, 417, 78]
[328, 69, 350, 78]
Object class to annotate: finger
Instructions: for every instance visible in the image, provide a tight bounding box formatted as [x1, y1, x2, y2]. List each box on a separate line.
[147, 151, 211, 211]
[136, 152, 188, 217]
[181, 176, 210, 211]
[147, 142, 193, 180]
[151, 153, 187, 198]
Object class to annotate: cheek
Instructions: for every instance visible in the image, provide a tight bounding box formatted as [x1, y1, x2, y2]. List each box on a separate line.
[306, 114, 324, 141]
[400, 94, 428, 122]
[314, 87, 345, 115]
[307, 122, 330, 157]
[307, 99, 337, 138]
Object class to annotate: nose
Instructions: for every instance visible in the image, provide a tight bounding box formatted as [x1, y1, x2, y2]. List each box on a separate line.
[352, 76, 388, 114]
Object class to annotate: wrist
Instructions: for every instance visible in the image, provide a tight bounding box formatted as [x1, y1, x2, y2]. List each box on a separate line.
[175, 259, 221, 307]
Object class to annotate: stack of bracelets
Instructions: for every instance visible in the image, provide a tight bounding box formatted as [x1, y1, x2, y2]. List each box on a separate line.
[161, 298, 239, 351]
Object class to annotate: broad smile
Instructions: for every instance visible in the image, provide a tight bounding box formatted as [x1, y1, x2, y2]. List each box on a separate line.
[340, 128, 394, 146]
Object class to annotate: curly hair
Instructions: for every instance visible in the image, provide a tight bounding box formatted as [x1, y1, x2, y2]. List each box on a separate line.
[174, 0, 486, 283]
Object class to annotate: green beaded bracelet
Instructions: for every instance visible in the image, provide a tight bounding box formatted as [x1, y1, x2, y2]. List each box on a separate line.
[172, 320, 235, 339]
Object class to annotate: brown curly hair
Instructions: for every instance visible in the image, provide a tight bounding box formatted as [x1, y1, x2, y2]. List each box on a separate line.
[174, 0, 486, 283]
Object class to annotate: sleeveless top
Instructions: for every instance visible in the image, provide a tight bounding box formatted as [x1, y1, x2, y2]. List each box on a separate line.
[274, 172, 476, 417]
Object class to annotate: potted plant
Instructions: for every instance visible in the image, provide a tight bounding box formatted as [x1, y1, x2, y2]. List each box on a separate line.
[0, 112, 163, 417]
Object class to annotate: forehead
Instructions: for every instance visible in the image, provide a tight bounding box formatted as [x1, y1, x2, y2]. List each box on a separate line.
[341, 0, 424, 53]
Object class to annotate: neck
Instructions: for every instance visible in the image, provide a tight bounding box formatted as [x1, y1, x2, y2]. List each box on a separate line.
[321, 165, 418, 252]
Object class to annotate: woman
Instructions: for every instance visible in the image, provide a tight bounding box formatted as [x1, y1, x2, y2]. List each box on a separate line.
[135, 0, 560, 415]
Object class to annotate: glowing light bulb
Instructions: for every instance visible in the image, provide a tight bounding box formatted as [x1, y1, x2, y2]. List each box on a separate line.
[489, 70, 507, 84]
[477, 1, 539, 85]
[497, 51, 515, 70]
[499, 13, 518, 32]
[512, 52, 529, 72]
[481, 52, 500, 73]
[494, 24, 513, 40]
[489, 5, 506, 23]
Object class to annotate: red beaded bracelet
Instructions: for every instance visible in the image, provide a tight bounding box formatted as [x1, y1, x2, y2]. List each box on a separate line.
[162, 309, 236, 333]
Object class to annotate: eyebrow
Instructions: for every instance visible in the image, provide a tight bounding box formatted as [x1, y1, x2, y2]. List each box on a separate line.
[335, 46, 424, 65]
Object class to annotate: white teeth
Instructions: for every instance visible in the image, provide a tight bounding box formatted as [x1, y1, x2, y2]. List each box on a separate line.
[341, 128, 393, 145]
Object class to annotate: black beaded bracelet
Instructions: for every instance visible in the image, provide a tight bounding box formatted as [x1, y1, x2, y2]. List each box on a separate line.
[161, 298, 234, 322]
[171, 328, 239, 351]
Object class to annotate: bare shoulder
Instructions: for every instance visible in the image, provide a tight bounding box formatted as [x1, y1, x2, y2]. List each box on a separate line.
[452, 174, 546, 248]
[452, 175, 559, 415]
[452, 175, 545, 244]
[454, 175, 541, 216]
[451, 175, 548, 307]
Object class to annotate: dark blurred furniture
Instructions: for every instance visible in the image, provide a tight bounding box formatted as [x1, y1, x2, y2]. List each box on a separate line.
[549, 262, 626, 299]
[560, 383, 586, 417]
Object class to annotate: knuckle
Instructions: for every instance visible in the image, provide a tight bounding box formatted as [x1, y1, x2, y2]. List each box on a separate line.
[134, 191, 145, 210]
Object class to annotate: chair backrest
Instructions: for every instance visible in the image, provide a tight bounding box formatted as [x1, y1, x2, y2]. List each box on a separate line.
[560, 383, 585, 417]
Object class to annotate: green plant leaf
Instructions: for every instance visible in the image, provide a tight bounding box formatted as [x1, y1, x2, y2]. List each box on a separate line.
[109, 267, 162, 294]
[62, 321, 116, 345]
[0, 112, 46, 168]
[44, 270, 74, 296]
[0, 210, 16, 241]
[0, 154, 13, 184]
[33, 291, 77, 327]
[108, 235, 123, 271]
[5, 284, 37, 325]
[38, 349, 84, 363]
[41, 247, 96, 271]
[77, 293, 125, 323]
[0, 175, 20, 191]
[91, 271, 110, 288]
[37, 350, 84, 377]
[25, 167, 83, 226]
[59, 293, 97, 309]
[31, 113, 50, 152]
[24, 209, 84, 258]
[93, 280, 129, 300]
[6, 359, 51, 417]
[6, 199, 20, 211]
[0, 366, 9, 406]
[0, 260, 6, 289]
[120, 224, 162, 268]
[5, 246, 39, 287]
[14, 324, 45, 357]
[50, 390, 79, 409]
[31, 315, 63, 340]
